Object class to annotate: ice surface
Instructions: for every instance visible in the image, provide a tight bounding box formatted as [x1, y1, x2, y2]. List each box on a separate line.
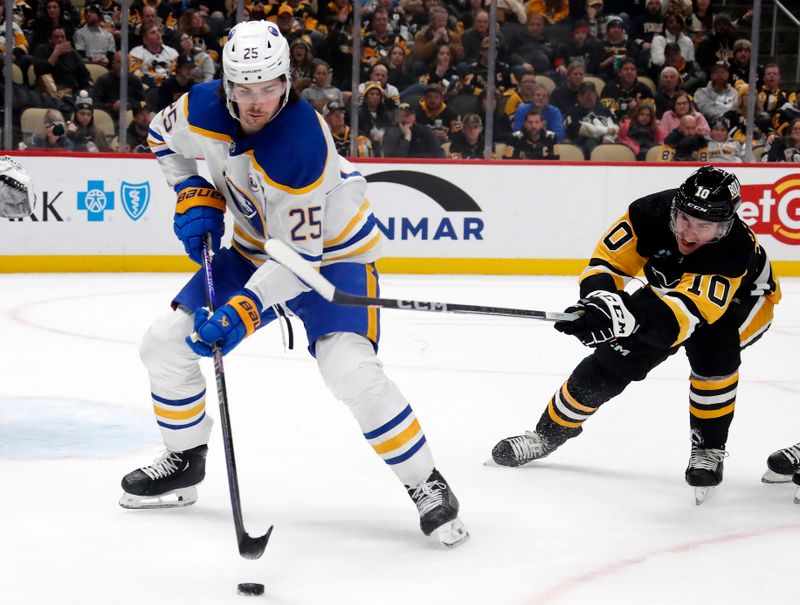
[1, 273, 798, 605]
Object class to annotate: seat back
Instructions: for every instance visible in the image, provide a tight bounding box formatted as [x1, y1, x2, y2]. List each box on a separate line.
[589, 144, 637, 162]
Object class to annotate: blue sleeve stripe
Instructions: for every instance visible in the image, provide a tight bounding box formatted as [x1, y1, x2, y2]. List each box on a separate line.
[152, 389, 206, 406]
[148, 128, 164, 142]
[300, 251, 323, 263]
[157, 412, 207, 430]
[154, 148, 175, 157]
[385, 435, 428, 465]
[323, 214, 376, 254]
[363, 404, 413, 439]
[340, 169, 362, 179]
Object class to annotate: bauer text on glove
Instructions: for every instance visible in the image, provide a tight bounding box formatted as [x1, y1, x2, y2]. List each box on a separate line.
[187, 291, 262, 356]
[173, 176, 226, 264]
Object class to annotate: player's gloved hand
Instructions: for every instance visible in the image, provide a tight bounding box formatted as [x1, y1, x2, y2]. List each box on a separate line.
[187, 290, 262, 356]
[554, 290, 638, 347]
[173, 176, 226, 264]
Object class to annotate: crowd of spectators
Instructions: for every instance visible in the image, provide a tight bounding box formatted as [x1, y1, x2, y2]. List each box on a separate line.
[1, 0, 798, 162]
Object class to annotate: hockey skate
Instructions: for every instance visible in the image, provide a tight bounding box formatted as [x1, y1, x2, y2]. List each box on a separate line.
[406, 469, 469, 548]
[119, 445, 208, 509]
[490, 430, 558, 467]
[685, 446, 727, 505]
[794, 474, 800, 505]
[762, 443, 800, 484]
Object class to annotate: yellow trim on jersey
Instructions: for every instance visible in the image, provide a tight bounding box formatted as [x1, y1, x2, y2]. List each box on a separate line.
[690, 373, 738, 391]
[325, 233, 381, 262]
[246, 149, 326, 195]
[366, 263, 378, 342]
[325, 199, 371, 247]
[233, 224, 265, 250]
[547, 399, 582, 428]
[154, 401, 205, 420]
[580, 266, 626, 290]
[185, 95, 233, 142]
[372, 419, 420, 454]
[560, 383, 596, 414]
[739, 298, 774, 345]
[659, 295, 692, 345]
[690, 402, 735, 419]
[232, 240, 266, 265]
[586, 211, 647, 281]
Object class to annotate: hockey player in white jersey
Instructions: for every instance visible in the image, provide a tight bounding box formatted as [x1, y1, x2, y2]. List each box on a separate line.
[119, 21, 468, 547]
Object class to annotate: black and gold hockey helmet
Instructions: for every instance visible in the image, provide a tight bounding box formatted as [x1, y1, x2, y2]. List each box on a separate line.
[674, 165, 742, 223]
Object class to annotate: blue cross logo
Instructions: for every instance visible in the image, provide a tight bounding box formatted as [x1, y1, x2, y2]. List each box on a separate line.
[78, 180, 114, 222]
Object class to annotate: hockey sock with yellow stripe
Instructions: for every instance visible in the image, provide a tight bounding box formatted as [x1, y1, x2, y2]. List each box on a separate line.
[688, 372, 737, 449]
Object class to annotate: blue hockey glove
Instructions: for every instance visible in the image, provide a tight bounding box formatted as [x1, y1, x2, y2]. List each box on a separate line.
[187, 291, 263, 356]
[554, 290, 638, 347]
[173, 176, 226, 264]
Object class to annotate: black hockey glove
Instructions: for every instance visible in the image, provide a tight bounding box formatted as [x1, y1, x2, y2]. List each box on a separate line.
[554, 290, 638, 347]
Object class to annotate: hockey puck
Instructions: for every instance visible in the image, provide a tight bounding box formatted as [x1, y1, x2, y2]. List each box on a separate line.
[237, 583, 264, 597]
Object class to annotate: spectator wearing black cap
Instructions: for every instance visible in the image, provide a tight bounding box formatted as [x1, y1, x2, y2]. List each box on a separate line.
[323, 101, 357, 157]
[596, 15, 639, 81]
[415, 83, 461, 144]
[448, 113, 489, 159]
[505, 107, 559, 159]
[705, 115, 744, 163]
[600, 56, 654, 121]
[694, 61, 737, 122]
[695, 12, 736, 74]
[92, 51, 147, 120]
[66, 89, 110, 152]
[74, 5, 115, 68]
[124, 101, 155, 153]
[383, 102, 446, 158]
[156, 53, 196, 111]
[554, 21, 600, 77]
[659, 41, 705, 94]
[564, 80, 619, 158]
[460, 35, 516, 97]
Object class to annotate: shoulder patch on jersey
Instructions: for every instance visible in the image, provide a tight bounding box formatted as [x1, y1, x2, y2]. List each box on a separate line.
[187, 81, 237, 140]
[248, 100, 329, 193]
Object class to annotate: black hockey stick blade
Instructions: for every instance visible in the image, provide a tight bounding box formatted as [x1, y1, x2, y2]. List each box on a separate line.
[264, 238, 579, 322]
[239, 525, 274, 559]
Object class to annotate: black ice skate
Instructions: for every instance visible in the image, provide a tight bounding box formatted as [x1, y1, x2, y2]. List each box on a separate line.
[406, 469, 469, 548]
[762, 443, 800, 484]
[491, 430, 558, 467]
[685, 446, 727, 505]
[793, 473, 800, 505]
[119, 445, 208, 509]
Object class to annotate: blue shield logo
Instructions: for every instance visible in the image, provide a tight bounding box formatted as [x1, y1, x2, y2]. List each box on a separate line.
[121, 182, 150, 221]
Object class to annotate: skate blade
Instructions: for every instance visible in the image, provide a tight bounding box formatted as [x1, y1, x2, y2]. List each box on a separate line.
[761, 469, 794, 484]
[434, 518, 470, 548]
[119, 486, 198, 510]
[693, 486, 714, 505]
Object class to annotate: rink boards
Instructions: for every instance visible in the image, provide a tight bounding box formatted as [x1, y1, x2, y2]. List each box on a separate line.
[2, 153, 800, 275]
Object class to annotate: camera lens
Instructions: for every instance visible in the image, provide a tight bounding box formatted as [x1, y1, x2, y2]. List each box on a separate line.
[51, 122, 66, 136]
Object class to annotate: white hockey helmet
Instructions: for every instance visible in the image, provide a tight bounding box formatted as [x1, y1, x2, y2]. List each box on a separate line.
[222, 20, 292, 121]
[0, 156, 35, 219]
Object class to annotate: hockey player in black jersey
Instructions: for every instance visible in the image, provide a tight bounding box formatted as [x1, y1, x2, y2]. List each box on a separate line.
[492, 166, 781, 504]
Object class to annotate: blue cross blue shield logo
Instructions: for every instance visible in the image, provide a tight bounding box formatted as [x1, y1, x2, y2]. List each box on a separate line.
[121, 181, 150, 221]
[77, 180, 114, 221]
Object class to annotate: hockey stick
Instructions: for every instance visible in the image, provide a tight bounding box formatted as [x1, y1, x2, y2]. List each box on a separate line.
[264, 239, 579, 322]
[200, 235, 273, 559]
